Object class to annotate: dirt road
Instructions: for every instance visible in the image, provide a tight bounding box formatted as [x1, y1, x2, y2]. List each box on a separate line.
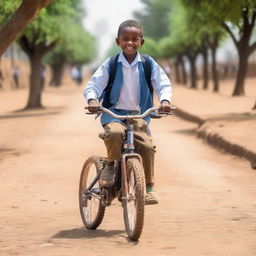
[1, 87, 256, 256]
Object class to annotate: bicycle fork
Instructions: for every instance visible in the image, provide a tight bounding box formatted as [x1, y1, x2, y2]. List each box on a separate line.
[121, 120, 143, 202]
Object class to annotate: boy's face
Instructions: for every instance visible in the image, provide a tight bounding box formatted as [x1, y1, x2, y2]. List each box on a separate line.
[116, 26, 144, 59]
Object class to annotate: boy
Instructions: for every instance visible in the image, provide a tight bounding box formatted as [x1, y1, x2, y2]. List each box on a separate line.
[83, 20, 172, 205]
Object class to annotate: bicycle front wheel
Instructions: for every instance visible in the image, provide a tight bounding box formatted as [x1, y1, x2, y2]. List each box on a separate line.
[123, 157, 145, 241]
[79, 155, 106, 229]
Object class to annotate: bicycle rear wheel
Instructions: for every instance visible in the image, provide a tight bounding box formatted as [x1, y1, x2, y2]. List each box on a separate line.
[79, 155, 106, 229]
[123, 157, 145, 241]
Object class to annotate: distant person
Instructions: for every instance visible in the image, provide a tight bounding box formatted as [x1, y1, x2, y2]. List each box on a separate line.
[163, 65, 171, 78]
[40, 65, 46, 91]
[0, 69, 3, 89]
[71, 66, 82, 86]
[77, 66, 83, 85]
[83, 20, 173, 204]
[12, 66, 20, 89]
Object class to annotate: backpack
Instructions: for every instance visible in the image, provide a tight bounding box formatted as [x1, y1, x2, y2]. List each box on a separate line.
[101, 53, 153, 108]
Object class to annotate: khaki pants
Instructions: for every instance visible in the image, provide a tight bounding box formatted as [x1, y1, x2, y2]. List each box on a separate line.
[103, 120, 156, 186]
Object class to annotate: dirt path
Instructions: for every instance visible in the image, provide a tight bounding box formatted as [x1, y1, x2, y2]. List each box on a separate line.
[1, 87, 256, 256]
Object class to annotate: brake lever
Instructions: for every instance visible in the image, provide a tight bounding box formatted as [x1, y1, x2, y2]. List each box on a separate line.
[85, 111, 102, 120]
[158, 111, 174, 115]
[150, 113, 162, 119]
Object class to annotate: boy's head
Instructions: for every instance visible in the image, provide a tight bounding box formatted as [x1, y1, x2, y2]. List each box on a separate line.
[116, 20, 144, 61]
[117, 20, 144, 38]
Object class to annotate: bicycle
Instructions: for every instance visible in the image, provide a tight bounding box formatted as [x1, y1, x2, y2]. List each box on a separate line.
[79, 107, 174, 241]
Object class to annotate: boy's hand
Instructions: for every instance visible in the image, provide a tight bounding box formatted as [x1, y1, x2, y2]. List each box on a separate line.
[159, 100, 171, 112]
[87, 99, 100, 113]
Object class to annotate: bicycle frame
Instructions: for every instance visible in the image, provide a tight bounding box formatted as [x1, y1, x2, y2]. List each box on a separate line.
[83, 107, 175, 204]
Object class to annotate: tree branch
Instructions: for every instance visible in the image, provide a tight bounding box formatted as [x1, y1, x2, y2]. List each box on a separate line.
[18, 36, 33, 57]
[249, 41, 256, 56]
[0, 0, 53, 57]
[221, 22, 239, 48]
[242, 7, 249, 28]
[250, 8, 256, 28]
[41, 40, 57, 55]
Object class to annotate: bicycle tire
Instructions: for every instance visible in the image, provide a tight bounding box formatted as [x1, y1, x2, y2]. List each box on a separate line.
[123, 157, 145, 241]
[79, 155, 106, 229]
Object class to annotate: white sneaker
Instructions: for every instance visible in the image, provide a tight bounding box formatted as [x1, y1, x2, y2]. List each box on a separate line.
[145, 191, 158, 205]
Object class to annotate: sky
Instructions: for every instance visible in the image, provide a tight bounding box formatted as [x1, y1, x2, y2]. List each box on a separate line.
[82, 0, 144, 64]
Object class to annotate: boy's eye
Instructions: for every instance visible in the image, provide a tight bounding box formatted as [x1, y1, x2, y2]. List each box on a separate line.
[121, 37, 139, 42]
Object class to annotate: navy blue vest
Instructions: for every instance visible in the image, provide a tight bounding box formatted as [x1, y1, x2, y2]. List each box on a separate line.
[100, 57, 153, 126]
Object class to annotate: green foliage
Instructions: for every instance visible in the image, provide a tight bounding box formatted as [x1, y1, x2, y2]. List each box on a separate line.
[22, 0, 75, 45]
[44, 0, 95, 66]
[134, 0, 172, 40]
[181, 0, 256, 27]
[0, 0, 21, 25]
[159, 0, 227, 59]
[140, 37, 159, 58]
[159, 36, 177, 58]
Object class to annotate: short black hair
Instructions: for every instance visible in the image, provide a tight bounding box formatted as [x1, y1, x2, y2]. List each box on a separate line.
[117, 19, 144, 37]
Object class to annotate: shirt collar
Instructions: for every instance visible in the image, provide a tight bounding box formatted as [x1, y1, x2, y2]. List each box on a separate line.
[118, 51, 142, 67]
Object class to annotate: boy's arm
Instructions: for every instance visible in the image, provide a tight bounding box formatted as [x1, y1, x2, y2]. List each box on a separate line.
[149, 57, 173, 112]
[87, 99, 100, 113]
[159, 99, 171, 112]
[83, 58, 110, 111]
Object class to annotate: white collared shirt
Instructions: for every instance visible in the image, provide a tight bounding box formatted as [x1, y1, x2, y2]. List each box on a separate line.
[83, 52, 172, 111]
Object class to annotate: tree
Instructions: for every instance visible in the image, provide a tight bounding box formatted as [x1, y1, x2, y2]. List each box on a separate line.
[166, 1, 202, 89]
[0, 0, 53, 56]
[182, 0, 256, 96]
[140, 37, 159, 59]
[175, 0, 227, 92]
[17, 0, 82, 109]
[221, 3, 256, 95]
[134, 0, 173, 40]
[253, 101, 256, 110]
[160, 36, 187, 84]
[46, 23, 95, 87]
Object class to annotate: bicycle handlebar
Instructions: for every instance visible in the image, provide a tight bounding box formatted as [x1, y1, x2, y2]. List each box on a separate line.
[84, 106, 176, 120]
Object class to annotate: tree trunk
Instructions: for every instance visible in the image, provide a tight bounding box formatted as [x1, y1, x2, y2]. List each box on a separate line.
[233, 50, 249, 96]
[201, 47, 209, 90]
[221, 7, 256, 96]
[207, 32, 220, 93]
[253, 100, 256, 110]
[50, 61, 65, 87]
[211, 46, 219, 92]
[174, 58, 181, 84]
[180, 56, 187, 85]
[19, 36, 56, 109]
[0, 0, 53, 57]
[187, 54, 197, 89]
[0, 58, 3, 89]
[26, 52, 44, 108]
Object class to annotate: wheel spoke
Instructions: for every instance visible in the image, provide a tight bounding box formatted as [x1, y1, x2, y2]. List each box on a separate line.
[79, 156, 106, 229]
[123, 158, 145, 241]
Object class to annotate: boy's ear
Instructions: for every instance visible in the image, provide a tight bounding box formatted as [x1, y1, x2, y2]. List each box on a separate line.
[141, 38, 145, 46]
[116, 38, 120, 46]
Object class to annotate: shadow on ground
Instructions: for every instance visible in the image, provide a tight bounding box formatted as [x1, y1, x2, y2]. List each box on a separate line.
[52, 227, 125, 240]
[0, 106, 65, 119]
[173, 128, 197, 136]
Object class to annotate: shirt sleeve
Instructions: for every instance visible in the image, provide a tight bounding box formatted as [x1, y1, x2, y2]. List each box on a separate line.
[150, 57, 173, 103]
[83, 58, 110, 102]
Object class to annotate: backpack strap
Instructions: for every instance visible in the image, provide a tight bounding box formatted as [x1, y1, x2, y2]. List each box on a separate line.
[106, 53, 153, 94]
[106, 53, 119, 91]
[140, 54, 153, 94]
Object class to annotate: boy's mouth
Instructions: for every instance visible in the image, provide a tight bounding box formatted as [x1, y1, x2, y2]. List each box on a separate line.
[126, 46, 134, 51]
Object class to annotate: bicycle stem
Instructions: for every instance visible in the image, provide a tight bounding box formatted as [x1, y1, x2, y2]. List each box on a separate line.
[126, 120, 135, 151]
